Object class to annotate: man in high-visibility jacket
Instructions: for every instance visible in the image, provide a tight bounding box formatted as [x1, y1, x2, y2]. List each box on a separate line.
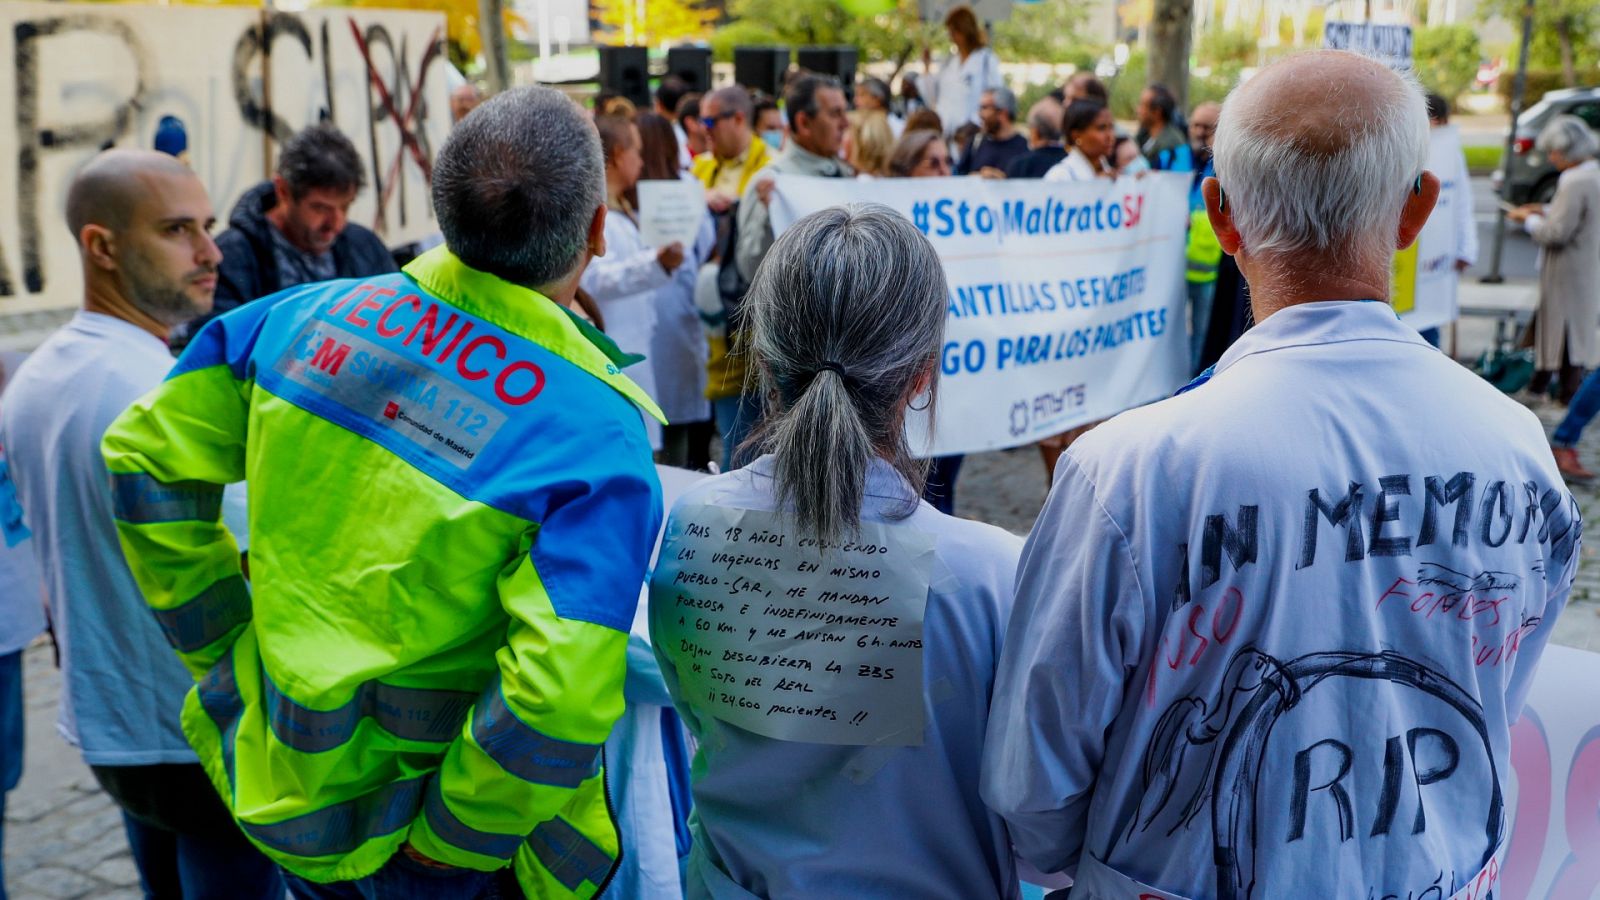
[1185, 102, 1224, 374]
[103, 87, 664, 899]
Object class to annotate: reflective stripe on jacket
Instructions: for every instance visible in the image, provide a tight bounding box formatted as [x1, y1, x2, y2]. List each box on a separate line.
[103, 247, 664, 896]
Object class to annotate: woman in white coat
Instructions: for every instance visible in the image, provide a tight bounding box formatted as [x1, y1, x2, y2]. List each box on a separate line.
[921, 5, 1004, 136]
[648, 205, 1024, 898]
[636, 112, 717, 468]
[581, 114, 687, 451]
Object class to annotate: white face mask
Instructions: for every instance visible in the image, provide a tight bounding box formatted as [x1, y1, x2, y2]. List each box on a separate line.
[761, 130, 785, 151]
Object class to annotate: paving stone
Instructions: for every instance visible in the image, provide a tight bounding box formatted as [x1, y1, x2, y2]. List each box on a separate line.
[61, 807, 121, 845]
[78, 827, 131, 865]
[12, 866, 99, 899]
[86, 854, 140, 888]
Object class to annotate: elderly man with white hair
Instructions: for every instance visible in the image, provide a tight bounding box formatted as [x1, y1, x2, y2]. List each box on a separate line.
[983, 51, 1577, 898]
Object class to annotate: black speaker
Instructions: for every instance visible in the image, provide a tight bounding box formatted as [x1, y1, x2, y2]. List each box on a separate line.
[796, 46, 857, 103]
[733, 46, 790, 98]
[666, 46, 713, 95]
[598, 45, 650, 108]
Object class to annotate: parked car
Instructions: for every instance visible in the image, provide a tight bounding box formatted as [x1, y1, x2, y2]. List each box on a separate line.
[1494, 87, 1600, 203]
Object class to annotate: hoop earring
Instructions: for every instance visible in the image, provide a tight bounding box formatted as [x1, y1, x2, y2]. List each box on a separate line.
[908, 393, 932, 412]
[1218, 186, 1227, 213]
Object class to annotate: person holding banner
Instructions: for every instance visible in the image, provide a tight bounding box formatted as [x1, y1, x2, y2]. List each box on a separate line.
[1044, 100, 1116, 183]
[649, 203, 1025, 899]
[921, 5, 1004, 136]
[581, 114, 689, 452]
[985, 50, 1577, 898]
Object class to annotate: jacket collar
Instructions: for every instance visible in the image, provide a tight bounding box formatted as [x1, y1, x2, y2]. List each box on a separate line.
[403, 247, 666, 423]
[743, 453, 921, 508]
[1212, 299, 1433, 379]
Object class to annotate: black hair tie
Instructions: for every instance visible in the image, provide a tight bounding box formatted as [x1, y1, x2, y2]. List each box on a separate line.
[810, 361, 857, 390]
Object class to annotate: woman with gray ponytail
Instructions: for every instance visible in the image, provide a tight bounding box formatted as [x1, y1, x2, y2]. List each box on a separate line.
[648, 204, 1027, 898]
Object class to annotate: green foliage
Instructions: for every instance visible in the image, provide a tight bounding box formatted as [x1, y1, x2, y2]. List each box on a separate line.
[1481, 0, 1600, 83]
[1107, 50, 1146, 119]
[1463, 145, 1504, 175]
[712, 0, 935, 72]
[1413, 25, 1482, 106]
[989, 0, 1088, 64]
[1196, 28, 1255, 69]
[1189, 67, 1239, 107]
[1016, 80, 1061, 117]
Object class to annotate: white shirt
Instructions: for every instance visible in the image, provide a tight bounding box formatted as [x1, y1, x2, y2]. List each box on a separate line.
[984, 301, 1576, 898]
[650, 455, 1025, 898]
[924, 47, 1003, 135]
[0, 312, 197, 764]
[1043, 148, 1109, 182]
[648, 173, 717, 425]
[580, 208, 675, 449]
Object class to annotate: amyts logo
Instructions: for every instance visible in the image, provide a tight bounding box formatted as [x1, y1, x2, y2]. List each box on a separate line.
[1009, 382, 1089, 437]
[383, 402, 400, 420]
[1010, 400, 1030, 437]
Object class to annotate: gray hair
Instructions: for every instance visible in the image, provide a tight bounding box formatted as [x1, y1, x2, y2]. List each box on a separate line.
[745, 204, 948, 544]
[987, 86, 1017, 119]
[1028, 98, 1063, 142]
[1536, 115, 1599, 162]
[1213, 54, 1429, 264]
[704, 85, 753, 123]
[432, 86, 604, 289]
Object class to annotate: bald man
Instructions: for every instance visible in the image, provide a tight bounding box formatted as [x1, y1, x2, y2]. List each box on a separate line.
[0, 151, 281, 899]
[985, 51, 1574, 897]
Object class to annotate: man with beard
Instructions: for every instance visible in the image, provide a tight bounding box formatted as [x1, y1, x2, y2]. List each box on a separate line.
[957, 86, 1029, 177]
[0, 150, 281, 899]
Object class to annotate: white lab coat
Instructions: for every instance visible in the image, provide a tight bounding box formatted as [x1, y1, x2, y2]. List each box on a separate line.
[650, 455, 1026, 899]
[984, 301, 1577, 898]
[924, 47, 1003, 135]
[649, 176, 717, 426]
[581, 208, 674, 449]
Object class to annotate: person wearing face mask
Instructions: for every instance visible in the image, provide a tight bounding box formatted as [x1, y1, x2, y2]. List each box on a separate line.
[580, 114, 688, 453]
[754, 95, 787, 153]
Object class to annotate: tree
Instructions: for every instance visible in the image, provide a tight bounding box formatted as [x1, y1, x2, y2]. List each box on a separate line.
[1412, 24, 1481, 107]
[592, 0, 720, 45]
[709, 0, 935, 79]
[989, 0, 1088, 64]
[1147, 0, 1192, 109]
[1481, 0, 1597, 87]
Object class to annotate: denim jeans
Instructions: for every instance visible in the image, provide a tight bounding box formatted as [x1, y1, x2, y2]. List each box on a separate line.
[713, 392, 763, 471]
[281, 851, 515, 900]
[1187, 279, 1217, 376]
[1553, 368, 1600, 447]
[0, 651, 22, 900]
[120, 810, 283, 900]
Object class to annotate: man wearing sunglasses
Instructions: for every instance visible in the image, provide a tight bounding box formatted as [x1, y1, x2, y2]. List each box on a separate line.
[692, 87, 772, 216]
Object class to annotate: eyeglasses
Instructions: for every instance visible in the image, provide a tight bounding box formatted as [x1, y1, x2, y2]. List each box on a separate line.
[701, 111, 737, 130]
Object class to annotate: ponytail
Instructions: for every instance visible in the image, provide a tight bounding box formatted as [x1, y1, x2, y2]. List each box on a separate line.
[767, 368, 876, 546]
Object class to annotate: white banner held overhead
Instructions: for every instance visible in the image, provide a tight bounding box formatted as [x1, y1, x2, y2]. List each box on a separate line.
[1323, 21, 1414, 71]
[769, 172, 1190, 457]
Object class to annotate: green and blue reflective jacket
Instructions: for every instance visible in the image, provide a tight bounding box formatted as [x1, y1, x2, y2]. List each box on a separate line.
[102, 247, 665, 897]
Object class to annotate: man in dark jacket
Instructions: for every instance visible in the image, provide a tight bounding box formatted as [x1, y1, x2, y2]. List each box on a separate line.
[1005, 98, 1068, 178]
[179, 124, 395, 343]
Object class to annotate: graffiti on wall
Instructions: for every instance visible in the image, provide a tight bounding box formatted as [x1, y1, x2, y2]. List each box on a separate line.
[0, 3, 450, 314]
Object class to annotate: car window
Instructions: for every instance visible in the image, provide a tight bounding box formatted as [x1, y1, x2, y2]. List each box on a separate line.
[1567, 102, 1600, 131]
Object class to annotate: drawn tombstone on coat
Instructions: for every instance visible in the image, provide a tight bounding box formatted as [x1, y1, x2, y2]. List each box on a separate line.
[1127, 646, 1502, 900]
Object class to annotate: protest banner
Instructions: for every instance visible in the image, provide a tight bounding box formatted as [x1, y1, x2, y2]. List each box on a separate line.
[1323, 21, 1414, 71]
[637, 179, 709, 249]
[770, 172, 1190, 457]
[0, 3, 450, 318]
[1394, 125, 1471, 332]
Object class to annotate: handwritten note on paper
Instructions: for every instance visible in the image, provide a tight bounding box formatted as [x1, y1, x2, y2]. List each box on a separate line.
[637, 179, 708, 249]
[653, 504, 936, 746]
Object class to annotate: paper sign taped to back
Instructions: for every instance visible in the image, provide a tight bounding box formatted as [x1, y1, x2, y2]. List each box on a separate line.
[653, 504, 935, 746]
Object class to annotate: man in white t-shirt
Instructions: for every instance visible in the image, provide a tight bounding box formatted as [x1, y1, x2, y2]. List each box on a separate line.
[0, 150, 280, 899]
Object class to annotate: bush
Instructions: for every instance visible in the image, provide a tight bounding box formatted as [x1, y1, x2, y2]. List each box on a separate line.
[709, 21, 784, 63]
[1197, 28, 1256, 69]
[1017, 80, 1062, 117]
[1413, 25, 1481, 106]
[1496, 70, 1573, 106]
